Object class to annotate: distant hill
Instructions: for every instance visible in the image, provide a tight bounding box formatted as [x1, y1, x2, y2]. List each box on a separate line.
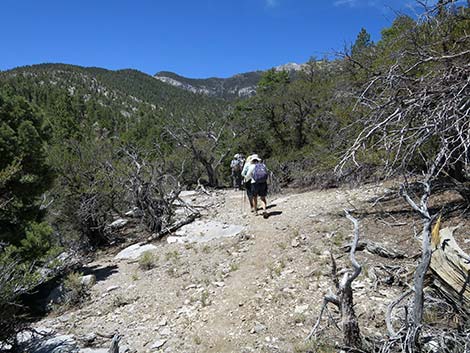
[0, 63, 225, 126]
[154, 62, 305, 100]
[154, 70, 262, 100]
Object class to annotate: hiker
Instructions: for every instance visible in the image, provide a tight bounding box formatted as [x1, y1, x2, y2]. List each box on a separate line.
[230, 153, 244, 189]
[242, 154, 269, 218]
[241, 154, 254, 211]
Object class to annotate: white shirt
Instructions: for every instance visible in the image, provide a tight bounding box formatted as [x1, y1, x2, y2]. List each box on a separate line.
[242, 163, 257, 184]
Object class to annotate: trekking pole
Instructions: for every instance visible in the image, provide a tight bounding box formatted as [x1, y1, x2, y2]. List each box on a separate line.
[242, 187, 246, 214]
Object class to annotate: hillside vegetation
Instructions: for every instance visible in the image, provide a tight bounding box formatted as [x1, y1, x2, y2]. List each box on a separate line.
[0, 2, 469, 352]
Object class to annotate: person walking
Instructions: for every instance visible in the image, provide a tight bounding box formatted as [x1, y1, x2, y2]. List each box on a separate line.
[242, 154, 269, 218]
[230, 154, 244, 189]
[241, 154, 254, 212]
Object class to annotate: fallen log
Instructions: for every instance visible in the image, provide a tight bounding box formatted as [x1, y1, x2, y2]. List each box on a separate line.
[343, 240, 406, 259]
[429, 225, 470, 314]
[145, 212, 201, 243]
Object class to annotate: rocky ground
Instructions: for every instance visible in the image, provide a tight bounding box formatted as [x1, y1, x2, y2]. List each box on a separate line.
[28, 183, 469, 353]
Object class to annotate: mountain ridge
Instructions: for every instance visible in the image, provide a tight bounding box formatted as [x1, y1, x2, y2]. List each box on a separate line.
[154, 62, 306, 100]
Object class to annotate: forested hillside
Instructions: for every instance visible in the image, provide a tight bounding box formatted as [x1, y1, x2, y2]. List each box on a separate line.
[0, 2, 469, 352]
[154, 69, 263, 99]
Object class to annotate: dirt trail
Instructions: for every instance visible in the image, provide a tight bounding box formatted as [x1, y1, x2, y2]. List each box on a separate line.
[36, 184, 426, 352]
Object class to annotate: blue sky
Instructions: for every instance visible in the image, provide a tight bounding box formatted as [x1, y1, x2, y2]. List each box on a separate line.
[1, 0, 442, 78]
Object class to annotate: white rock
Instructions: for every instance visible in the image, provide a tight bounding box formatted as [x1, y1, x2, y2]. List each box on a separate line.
[114, 243, 157, 260]
[151, 339, 167, 349]
[108, 218, 128, 229]
[294, 304, 309, 314]
[179, 190, 198, 198]
[169, 220, 244, 244]
[159, 327, 171, 336]
[22, 334, 77, 353]
[124, 207, 142, 218]
[80, 275, 96, 288]
[166, 236, 179, 244]
[80, 333, 96, 344]
[291, 239, 300, 247]
[106, 285, 120, 293]
[250, 322, 267, 334]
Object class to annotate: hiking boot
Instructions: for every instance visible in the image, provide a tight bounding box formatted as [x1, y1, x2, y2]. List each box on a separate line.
[263, 211, 268, 219]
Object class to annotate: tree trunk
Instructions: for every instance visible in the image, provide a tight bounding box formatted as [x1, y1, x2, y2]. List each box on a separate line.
[412, 217, 433, 327]
[201, 160, 218, 187]
[430, 225, 470, 313]
[340, 282, 362, 348]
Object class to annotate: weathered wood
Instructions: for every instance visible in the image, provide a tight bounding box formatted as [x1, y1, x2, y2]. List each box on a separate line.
[342, 211, 363, 349]
[306, 211, 362, 350]
[108, 333, 120, 353]
[400, 182, 433, 333]
[430, 225, 470, 313]
[343, 240, 406, 259]
[145, 212, 201, 243]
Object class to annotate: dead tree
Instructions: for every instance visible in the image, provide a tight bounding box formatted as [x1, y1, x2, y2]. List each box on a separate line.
[337, 1, 470, 202]
[342, 211, 363, 349]
[307, 210, 362, 350]
[165, 113, 232, 187]
[400, 182, 434, 329]
[122, 147, 193, 234]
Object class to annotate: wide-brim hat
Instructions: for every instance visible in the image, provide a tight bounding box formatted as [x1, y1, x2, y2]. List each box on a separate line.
[249, 154, 261, 162]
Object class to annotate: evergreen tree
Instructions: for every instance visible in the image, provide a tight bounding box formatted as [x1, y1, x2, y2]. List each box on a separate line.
[0, 92, 54, 245]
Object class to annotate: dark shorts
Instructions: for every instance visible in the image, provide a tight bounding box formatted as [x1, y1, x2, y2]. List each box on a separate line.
[245, 181, 253, 199]
[252, 182, 268, 197]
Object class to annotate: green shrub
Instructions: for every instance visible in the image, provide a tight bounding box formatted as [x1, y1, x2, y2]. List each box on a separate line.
[138, 251, 157, 270]
[0, 252, 42, 347]
[62, 271, 88, 307]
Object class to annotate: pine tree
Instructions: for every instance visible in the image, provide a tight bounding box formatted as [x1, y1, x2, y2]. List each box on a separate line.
[0, 92, 54, 245]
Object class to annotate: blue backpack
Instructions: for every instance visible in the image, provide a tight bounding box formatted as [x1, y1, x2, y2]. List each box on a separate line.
[253, 163, 268, 183]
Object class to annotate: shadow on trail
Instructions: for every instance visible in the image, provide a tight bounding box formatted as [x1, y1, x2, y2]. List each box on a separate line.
[264, 211, 282, 218]
[266, 204, 277, 210]
[81, 264, 119, 282]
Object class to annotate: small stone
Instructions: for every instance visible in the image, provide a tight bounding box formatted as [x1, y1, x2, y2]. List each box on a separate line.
[151, 339, 167, 350]
[213, 281, 225, 287]
[80, 275, 96, 288]
[58, 314, 71, 323]
[294, 304, 309, 314]
[80, 332, 96, 344]
[158, 318, 167, 326]
[291, 239, 300, 248]
[251, 322, 267, 334]
[160, 327, 171, 336]
[109, 218, 128, 229]
[106, 285, 120, 293]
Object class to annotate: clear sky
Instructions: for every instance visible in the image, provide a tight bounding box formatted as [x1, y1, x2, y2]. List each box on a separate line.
[1, 0, 439, 78]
